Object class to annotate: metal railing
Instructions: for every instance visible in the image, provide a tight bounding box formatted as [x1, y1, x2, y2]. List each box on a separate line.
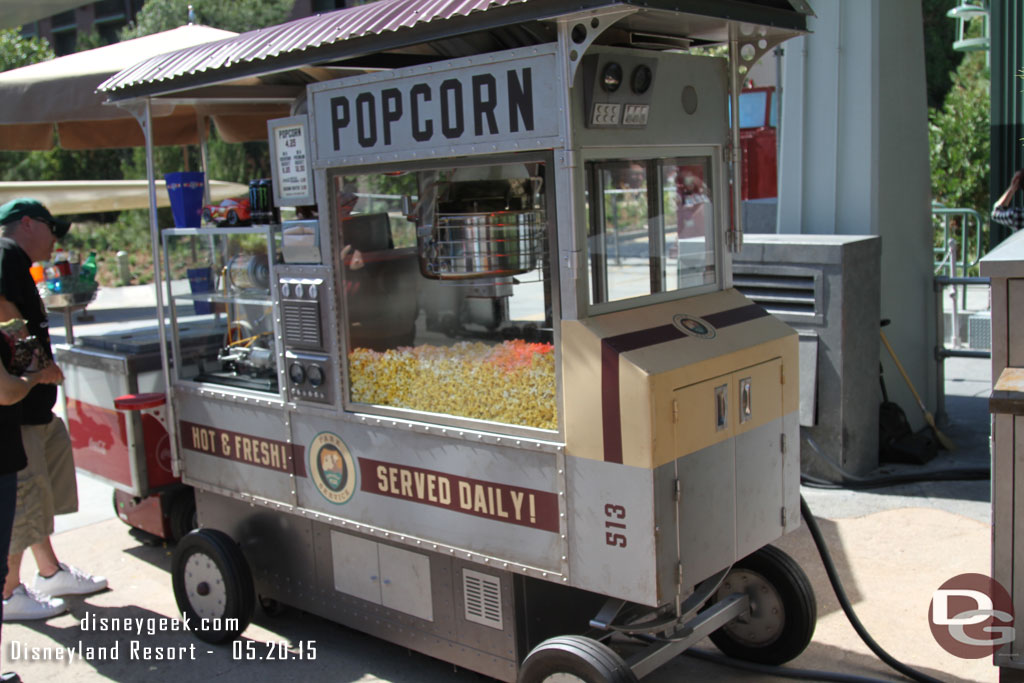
[930, 206, 991, 423]
[933, 205, 986, 307]
[933, 273, 991, 423]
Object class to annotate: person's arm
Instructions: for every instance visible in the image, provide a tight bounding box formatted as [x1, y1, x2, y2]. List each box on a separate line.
[992, 170, 1024, 232]
[0, 295, 21, 325]
[995, 170, 1024, 210]
[0, 362, 61, 406]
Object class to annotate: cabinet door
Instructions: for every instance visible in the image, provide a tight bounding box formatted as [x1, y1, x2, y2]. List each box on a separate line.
[674, 371, 734, 458]
[675, 358, 784, 581]
[675, 372, 737, 584]
[379, 545, 433, 622]
[330, 531, 381, 605]
[734, 358, 784, 559]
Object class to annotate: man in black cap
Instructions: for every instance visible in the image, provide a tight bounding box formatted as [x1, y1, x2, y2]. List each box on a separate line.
[0, 198, 106, 622]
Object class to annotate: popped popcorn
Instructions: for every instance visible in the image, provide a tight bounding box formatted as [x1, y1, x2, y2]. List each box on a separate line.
[349, 340, 557, 429]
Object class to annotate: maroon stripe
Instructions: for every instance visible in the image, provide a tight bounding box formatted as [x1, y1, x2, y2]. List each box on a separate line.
[704, 304, 768, 328]
[599, 303, 768, 464]
[601, 341, 623, 464]
[604, 324, 684, 353]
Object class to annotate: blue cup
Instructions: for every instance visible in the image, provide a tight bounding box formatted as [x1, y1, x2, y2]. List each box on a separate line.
[187, 267, 214, 315]
[165, 172, 205, 228]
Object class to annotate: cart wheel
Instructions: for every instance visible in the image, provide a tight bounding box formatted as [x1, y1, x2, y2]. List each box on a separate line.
[518, 636, 637, 683]
[168, 490, 197, 542]
[709, 544, 816, 665]
[172, 529, 254, 644]
[202, 208, 213, 224]
[226, 210, 239, 226]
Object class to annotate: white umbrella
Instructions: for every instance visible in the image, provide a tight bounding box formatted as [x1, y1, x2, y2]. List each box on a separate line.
[0, 179, 249, 215]
[0, 24, 236, 150]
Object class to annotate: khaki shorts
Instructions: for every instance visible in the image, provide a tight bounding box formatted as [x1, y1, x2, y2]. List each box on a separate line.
[10, 417, 78, 555]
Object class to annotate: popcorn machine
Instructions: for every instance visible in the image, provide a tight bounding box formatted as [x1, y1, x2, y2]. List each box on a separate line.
[129, 3, 815, 680]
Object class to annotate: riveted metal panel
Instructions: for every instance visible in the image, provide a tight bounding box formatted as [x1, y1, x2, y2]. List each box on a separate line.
[177, 397, 296, 504]
[290, 412, 565, 576]
[309, 45, 562, 167]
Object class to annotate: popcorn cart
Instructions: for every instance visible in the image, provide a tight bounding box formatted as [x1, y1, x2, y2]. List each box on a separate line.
[102, 1, 815, 679]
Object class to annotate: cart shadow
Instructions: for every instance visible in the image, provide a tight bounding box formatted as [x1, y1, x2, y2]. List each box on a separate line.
[41, 522, 979, 683]
[661, 643, 984, 683]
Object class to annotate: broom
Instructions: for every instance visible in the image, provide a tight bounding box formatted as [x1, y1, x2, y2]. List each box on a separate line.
[880, 330, 955, 451]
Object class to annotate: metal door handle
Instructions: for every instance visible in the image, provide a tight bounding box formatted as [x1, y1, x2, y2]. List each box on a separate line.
[740, 377, 752, 423]
[715, 384, 728, 431]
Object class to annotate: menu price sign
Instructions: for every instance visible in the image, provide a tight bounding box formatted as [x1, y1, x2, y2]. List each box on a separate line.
[268, 115, 315, 207]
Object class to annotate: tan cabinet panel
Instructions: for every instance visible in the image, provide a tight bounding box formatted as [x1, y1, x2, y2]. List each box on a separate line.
[674, 372, 734, 457]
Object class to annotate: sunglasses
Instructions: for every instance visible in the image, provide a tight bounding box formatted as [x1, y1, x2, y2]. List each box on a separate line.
[32, 217, 59, 237]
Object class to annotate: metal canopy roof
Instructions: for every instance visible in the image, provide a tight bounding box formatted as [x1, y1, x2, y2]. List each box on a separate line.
[99, 0, 810, 103]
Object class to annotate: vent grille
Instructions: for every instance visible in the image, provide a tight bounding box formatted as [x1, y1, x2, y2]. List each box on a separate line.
[733, 273, 817, 317]
[463, 569, 502, 630]
[282, 300, 323, 349]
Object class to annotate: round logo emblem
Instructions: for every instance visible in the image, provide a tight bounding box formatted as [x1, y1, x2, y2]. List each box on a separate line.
[672, 313, 716, 339]
[929, 573, 1015, 658]
[310, 432, 358, 505]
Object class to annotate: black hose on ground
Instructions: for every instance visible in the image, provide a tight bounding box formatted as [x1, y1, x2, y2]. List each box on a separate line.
[799, 496, 945, 683]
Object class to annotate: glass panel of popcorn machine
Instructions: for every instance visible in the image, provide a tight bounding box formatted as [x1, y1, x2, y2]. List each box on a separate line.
[338, 160, 556, 431]
[586, 156, 716, 307]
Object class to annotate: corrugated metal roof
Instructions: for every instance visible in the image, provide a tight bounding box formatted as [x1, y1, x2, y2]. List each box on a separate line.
[99, 0, 810, 100]
[99, 0, 533, 96]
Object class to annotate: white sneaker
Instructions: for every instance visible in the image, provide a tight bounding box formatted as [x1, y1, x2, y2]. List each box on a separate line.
[2, 584, 66, 621]
[33, 563, 107, 597]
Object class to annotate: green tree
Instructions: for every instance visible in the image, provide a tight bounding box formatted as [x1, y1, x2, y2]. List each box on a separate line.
[929, 51, 990, 267]
[929, 51, 990, 214]
[75, 28, 111, 51]
[121, 0, 294, 38]
[0, 28, 54, 70]
[922, 0, 965, 110]
[119, 0, 296, 185]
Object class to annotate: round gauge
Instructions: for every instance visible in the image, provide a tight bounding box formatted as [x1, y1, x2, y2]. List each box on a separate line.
[631, 64, 653, 94]
[601, 62, 623, 92]
[289, 362, 306, 386]
[307, 365, 324, 388]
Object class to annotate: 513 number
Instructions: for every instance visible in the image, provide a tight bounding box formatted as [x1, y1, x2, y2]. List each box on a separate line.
[604, 503, 627, 548]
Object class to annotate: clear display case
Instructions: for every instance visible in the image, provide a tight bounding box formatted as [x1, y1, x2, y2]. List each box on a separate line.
[585, 154, 719, 310]
[162, 225, 282, 396]
[334, 157, 558, 432]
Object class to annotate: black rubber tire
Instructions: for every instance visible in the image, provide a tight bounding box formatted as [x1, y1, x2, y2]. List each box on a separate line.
[202, 208, 213, 224]
[518, 635, 637, 683]
[709, 544, 817, 665]
[226, 210, 239, 226]
[168, 490, 197, 542]
[171, 528, 254, 643]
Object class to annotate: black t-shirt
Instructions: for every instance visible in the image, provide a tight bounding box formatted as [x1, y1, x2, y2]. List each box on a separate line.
[0, 238, 55, 424]
[0, 338, 27, 475]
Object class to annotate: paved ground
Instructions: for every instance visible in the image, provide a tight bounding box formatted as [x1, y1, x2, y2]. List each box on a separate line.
[0, 283, 1001, 682]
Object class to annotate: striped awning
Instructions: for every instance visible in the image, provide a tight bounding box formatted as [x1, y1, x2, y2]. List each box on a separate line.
[99, 0, 811, 102]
